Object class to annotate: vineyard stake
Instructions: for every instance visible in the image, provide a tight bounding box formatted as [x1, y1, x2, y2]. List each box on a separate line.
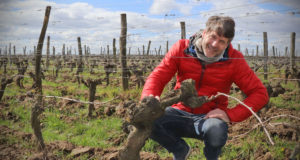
[263, 32, 268, 80]
[120, 13, 129, 90]
[31, 6, 51, 151]
[180, 21, 186, 39]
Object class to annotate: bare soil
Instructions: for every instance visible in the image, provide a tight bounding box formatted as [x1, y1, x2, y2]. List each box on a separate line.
[0, 96, 299, 159]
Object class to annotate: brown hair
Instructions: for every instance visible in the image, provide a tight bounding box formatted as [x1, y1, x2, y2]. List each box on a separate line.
[205, 16, 235, 42]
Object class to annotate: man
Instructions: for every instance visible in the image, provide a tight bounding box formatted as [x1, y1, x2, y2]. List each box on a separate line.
[141, 16, 269, 160]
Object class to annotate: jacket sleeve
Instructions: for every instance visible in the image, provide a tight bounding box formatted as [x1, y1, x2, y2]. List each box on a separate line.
[225, 53, 269, 122]
[140, 40, 184, 99]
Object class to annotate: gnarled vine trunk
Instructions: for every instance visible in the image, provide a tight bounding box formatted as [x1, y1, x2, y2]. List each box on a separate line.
[118, 79, 213, 160]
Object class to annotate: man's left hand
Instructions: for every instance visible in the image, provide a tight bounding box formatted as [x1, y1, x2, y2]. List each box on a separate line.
[204, 108, 230, 123]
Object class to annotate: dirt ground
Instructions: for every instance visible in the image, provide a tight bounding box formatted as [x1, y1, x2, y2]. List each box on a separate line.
[0, 124, 167, 160]
[0, 101, 299, 160]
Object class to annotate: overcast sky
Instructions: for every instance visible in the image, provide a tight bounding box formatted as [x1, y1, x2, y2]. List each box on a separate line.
[0, 0, 299, 56]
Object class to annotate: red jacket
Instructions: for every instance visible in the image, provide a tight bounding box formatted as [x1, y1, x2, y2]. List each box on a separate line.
[141, 39, 269, 122]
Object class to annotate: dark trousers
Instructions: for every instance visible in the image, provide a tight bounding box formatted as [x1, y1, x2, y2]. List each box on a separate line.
[150, 107, 228, 160]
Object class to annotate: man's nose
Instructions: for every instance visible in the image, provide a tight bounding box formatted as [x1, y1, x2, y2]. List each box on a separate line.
[211, 40, 218, 47]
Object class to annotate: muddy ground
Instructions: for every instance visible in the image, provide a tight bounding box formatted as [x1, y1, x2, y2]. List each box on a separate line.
[0, 94, 299, 160]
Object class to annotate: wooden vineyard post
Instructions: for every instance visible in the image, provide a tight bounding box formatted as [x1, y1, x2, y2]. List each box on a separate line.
[52, 46, 55, 59]
[256, 45, 259, 57]
[142, 45, 145, 55]
[13, 45, 16, 55]
[86, 46, 90, 67]
[158, 45, 161, 56]
[76, 37, 84, 84]
[166, 40, 169, 54]
[23, 46, 26, 55]
[84, 45, 88, 65]
[272, 46, 275, 57]
[113, 38, 117, 63]
[263, 32, 268, 80]
[31, 6, 51, 151]
[62, 43, 66, 61]
[84, 45, 87, 56]
[77, 37, 83, 65]
[238, 44, 240, 52]
[70, 46, 72, 55]
[128, 47, 131, 55]
[180, 21, 186, 39]
[290, 32, 295, 70]
[146, 40, 151, 56]
[2, 57, 7, 74]
[120, 13, 129, 90]
[34, 46, 36, 55]
[107, 45, 109, 56]
[8, 43, 11, 67]
[46, 36, 50, 69]
[54, 58, 62, 79]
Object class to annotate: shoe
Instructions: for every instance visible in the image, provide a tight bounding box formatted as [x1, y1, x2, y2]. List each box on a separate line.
[173, 145, 191, 160]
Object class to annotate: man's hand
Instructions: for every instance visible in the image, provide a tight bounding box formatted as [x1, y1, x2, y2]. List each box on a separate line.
[149, 94, 160, 101]
[204, 108, 230, 123]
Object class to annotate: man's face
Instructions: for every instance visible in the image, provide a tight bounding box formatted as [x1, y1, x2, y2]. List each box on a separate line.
[201, 30, 229, 58]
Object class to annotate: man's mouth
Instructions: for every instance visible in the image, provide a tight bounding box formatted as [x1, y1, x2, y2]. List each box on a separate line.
[207, 45, 217, 53]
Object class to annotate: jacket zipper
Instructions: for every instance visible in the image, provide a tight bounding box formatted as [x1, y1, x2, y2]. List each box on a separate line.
[192, 61, 206, 113]
[199, 62, 206, 89]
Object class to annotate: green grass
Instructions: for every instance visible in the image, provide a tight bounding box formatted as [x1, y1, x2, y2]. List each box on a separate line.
[270, 136, 297, 159]
[68, 117, 122, 148]
[0, 58, 299, 159]
[0, 99, 32, 133]
[269, 94, 300, 110]
[143, 139, 173, 159]
[41, 107, 123, 148]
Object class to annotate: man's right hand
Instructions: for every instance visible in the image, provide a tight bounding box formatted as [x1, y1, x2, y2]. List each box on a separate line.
[149, 94, 160, 101]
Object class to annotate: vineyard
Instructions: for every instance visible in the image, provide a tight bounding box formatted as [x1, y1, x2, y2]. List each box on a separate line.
[1, 5, 300, 160]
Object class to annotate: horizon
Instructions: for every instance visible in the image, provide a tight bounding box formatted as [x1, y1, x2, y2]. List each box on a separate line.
[0, 0, 299, 56]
